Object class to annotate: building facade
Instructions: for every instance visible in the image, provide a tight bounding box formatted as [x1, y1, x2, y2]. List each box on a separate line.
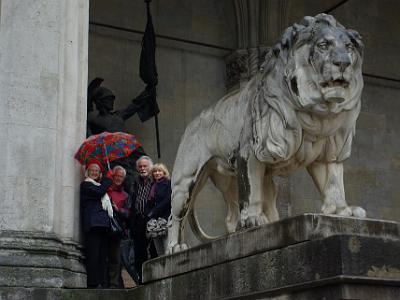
[0, 0, 399, 289]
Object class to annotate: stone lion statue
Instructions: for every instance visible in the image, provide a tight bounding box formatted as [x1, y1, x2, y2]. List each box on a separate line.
[167, 14, 365, 253]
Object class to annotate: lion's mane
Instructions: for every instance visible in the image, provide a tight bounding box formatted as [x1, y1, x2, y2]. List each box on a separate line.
[250, 14, 364, 165]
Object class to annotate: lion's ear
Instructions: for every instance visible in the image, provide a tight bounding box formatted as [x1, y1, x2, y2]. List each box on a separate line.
[347, 29, 364, 54]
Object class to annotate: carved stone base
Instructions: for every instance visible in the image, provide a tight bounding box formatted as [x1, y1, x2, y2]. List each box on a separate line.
[2, 215, 400, 299]
[141, 214, 400, 299]
[0, 230, 86, 288]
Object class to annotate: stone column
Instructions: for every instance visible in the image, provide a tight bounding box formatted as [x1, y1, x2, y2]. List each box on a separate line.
[0, 0, 88, 288]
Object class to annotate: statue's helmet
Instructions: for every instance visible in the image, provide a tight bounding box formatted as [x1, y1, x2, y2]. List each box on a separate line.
[92, 86, 115, 104]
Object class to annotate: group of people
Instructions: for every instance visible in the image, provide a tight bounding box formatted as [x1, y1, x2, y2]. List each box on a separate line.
[80, 155, 171, 288]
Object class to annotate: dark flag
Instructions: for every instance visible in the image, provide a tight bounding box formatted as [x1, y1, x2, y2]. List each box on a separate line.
[133, 0, 161, 157]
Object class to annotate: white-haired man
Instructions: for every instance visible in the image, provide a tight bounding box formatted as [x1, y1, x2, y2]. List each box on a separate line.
[107, 165, 130, 288]
[129, 156, 157, 284]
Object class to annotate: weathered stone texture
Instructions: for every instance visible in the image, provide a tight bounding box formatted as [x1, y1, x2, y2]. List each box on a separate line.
[0, 231, 86, 288]
[0, 0, 88, 288]
[2, 215, 399, 299]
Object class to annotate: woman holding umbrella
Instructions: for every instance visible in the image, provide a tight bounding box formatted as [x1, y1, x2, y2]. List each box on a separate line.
[75, 131, 142, 287]
[80, 159, 113, 288]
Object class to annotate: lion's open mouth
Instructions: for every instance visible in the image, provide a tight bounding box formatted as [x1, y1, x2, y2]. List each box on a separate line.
[320, 79, 349, 88]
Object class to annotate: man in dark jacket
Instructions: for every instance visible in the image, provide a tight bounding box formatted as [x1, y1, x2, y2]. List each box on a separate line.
[129, 155, 156, 283]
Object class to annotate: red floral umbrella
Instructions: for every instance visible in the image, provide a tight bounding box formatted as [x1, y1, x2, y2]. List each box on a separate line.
[74, 132, 141, 170]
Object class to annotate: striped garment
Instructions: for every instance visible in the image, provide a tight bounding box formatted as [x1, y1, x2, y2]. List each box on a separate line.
[135, 177, 153, 215]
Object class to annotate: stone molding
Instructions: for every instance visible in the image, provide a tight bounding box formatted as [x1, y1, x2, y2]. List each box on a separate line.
[227, 0, 288, 90]
[0, 230, 86, 288]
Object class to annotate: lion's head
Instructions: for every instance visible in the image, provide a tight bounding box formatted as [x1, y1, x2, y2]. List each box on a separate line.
[252, 14, 364, 163]
[263, 14, 364, 116]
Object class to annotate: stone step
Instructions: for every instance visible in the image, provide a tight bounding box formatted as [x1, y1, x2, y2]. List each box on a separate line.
[2, 214, 400, 299]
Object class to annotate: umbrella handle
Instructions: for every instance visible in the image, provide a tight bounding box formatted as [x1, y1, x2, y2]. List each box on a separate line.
[103, 143, 111, 171]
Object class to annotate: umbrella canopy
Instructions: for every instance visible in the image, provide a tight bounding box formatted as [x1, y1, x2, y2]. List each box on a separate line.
[74, 132, 141, 170]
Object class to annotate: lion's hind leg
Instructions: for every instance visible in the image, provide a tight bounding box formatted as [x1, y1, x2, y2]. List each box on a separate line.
[237, 153, 269, 228]
[210, 172, 239, 233]
[167, 158, 212, 253]
[167, 177, 192, 254]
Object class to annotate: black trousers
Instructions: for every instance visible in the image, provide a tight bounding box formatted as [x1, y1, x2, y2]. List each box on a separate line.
[85, 227, 109, 288]
[131, 216, 157, 283]
[108, 235, 122, 287]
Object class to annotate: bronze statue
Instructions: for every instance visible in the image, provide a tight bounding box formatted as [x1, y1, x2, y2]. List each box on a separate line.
[87, 80, 145, 136]
[87, 78, 148, 192]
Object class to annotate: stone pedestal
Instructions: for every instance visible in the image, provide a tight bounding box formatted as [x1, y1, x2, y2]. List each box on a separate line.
[0, 0, 88, 289]
[140, 214, 400, 299]
[5, 214, 399, 299]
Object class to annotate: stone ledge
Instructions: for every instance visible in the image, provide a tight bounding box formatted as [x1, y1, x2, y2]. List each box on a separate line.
[0, 230, 86, 288]
[143, 214, 400, 283]
[2, 282, 400, 300]
[140, 235, 400, 299]
[2, 215, 400, 299]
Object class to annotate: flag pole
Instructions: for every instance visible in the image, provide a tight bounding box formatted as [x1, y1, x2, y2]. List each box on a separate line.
[155, 114, 161, 159]
[144, 0, 161, 159]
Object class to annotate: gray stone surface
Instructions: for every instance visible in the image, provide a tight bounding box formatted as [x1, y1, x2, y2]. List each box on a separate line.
[0, 231, 86, 288]
[0, 0, 88, 288]
[141, 237, 400, 299]
[2, 283, 400, 300]
[2, 214, 399, 299]
[144, 214, 400, 282]
[141, 214, 400, 299]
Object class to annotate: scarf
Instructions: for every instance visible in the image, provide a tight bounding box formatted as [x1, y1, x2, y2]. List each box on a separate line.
[84, 177, 113, 218]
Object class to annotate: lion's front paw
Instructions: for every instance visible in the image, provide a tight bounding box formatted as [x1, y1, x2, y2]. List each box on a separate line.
[350, 206, 366, 218]
[322, 203, 352, 216]
[322, 205, 366, 218]
[238, 208, 269, 229]
[166, 242, 188, 254]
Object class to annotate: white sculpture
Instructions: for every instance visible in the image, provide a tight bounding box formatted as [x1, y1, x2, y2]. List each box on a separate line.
[168, 14, 365, 253]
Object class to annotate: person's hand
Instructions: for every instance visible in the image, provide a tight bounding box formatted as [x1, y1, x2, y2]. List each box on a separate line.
[106, 169, 113, 179]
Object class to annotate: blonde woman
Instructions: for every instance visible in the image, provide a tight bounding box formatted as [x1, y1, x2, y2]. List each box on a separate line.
[80, 159, 113, 288]
[146, 163, 171, 255]
[146, 163, 171, 220]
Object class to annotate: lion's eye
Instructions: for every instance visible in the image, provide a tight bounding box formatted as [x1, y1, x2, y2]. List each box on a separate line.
[317, 42, 328, 50]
